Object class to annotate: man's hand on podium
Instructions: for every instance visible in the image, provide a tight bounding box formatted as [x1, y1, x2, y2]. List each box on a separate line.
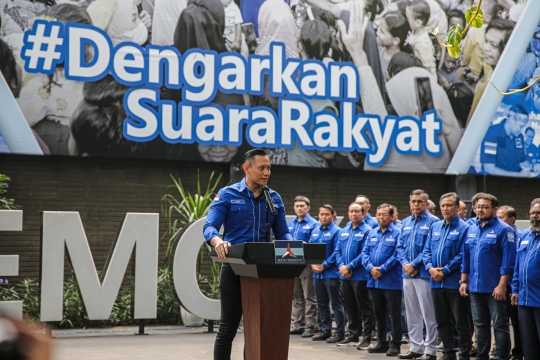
[211, 237, 231, 260]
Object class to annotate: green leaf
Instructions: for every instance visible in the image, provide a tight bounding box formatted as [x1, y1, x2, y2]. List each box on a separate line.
[447, 24, 463, 47]
[465, 6, 484, 28]
[448, 44, 461, 58]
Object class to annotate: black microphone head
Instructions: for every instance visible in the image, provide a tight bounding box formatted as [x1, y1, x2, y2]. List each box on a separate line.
[261, 185, 270, 191]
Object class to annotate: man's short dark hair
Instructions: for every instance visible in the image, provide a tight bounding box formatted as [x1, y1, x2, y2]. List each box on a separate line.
[244, 149, 268, 165]
[300, 19, 333, 61]
[377, 203, 394, 216]
[410, 189, 429, 201]
[448, 10, 465, 25]
[485, 19, 515, 55]
[356, 194, 370, 204]
[350, 202, 366, 213]
[472, 192, 499, 208]
[320, 204, 334, 214]
[498, 205, 516, 219]
[294, 196, 311, 206]
[440, 192, 460, 206]
[525, 127, 535, 135]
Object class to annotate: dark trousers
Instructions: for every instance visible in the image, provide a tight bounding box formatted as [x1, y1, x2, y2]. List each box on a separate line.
[507, 296, 522, 357]
[470, 292, 511, 360]
[369, 288, 403, 348]
[341, 280, 374, 341]
[518, 306, 540, 360]
[432, 288, 472, 358]
[313, 278, 346, 334]
[214, 263, 243, 360]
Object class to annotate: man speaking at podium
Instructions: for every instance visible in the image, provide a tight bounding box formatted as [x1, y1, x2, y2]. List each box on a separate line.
[203, 149, 292, 360]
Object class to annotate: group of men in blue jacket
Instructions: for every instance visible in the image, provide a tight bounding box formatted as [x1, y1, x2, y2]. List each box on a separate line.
[288, 191, 540, 360]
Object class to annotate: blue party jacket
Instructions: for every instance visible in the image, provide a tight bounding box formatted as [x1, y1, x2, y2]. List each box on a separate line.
[309, 221, 341, 279]
[335, 222, 372, 281]
[203, 178, 292, 245]
[397, 210, 439, 279]
[511, 229, 540, 308]
[288, 213, 318, 241]
[423, 216, 469, 290]
[461, 216, 516, 293]
[361, 223, 402, 290]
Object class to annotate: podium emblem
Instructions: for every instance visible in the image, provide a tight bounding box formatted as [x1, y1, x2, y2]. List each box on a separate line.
[274, 241, 305, 263]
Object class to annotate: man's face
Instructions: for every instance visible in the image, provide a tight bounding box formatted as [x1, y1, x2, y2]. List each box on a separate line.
[507, 112, 528, 137]
[243, 155, 271, 187]
[319, 208, 333, 227]
[294, 201, 310, 218]
[409, 194, 427, 216]
[525, 129, 535, 146]
[355, 197, 371, 212]
[376, 207, 393, 228]
[440, 197, 459, 221]
[475, 198, 497, 221]
[198, 145, 239, 162]
[529, 203, 540, 229]
[497, 209, 514, 227]
[458, 202, 468, 219]
[348, 204, 366, 224]
[484, 28, 506, 66]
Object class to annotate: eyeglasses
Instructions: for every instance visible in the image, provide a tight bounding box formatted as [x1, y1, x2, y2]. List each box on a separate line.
[410, 200, 425, 204]
[529, 212, 540, 217]
[376, 214, 390, 218]
[474, 205, 492, 210]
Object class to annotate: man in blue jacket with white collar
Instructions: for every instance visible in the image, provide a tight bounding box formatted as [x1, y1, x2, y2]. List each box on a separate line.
[460, 193, 516, 360]
[424, 192, 471, 360]
[309, 204, 345, 343]
[362, 203, 403, 356]
[511, 198, 540, 360]
[288, 195, 319, 338]
[335, 202, 374, 349]
[396, 190, 439, 360]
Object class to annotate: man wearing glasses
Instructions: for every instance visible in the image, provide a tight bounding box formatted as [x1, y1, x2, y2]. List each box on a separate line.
[511, 199, 540, 360]
[480, 103, 530, 176]
[396, 190, 439, 360]
[459, 193, 516, 360]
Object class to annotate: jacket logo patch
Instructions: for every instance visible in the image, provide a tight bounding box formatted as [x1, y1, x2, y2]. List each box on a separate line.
[450, 230, 459, 235]
[420, 225, 429, 230]
[303, 225, 311, 229]
[403, 226, 412, 231]
[370, 237, 378, 241]
[231, 199, 245, 204]
[468, 234, 476, 237]
[432, 232, 440, 236]
[341, 233, 350, 236]
[355, 233, 363, 236]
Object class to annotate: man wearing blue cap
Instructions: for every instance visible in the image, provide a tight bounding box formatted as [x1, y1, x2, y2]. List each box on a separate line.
[480, 103, 530, 176]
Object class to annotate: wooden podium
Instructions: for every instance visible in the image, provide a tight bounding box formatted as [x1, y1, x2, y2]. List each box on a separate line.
[210, 242, 326, 360]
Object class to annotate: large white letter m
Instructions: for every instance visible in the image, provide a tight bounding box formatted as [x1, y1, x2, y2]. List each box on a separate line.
[40, 212, 158, 322]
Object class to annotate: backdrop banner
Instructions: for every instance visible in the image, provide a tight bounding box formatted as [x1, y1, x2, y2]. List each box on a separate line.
[0, 0, 538, 177]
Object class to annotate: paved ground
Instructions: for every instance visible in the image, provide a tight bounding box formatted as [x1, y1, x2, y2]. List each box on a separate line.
[50, 325, 414, 360]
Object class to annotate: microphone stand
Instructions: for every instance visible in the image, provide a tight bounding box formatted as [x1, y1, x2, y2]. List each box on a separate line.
[261, 185, 276, 243]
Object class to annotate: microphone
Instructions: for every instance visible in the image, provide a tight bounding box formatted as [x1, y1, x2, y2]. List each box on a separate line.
[261, 185, 276, 214]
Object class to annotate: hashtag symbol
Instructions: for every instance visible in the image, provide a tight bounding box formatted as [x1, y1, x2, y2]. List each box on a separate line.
[21, 20, 65, 74]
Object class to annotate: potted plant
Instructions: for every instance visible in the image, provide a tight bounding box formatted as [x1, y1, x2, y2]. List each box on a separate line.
[161, 170, 223, 326]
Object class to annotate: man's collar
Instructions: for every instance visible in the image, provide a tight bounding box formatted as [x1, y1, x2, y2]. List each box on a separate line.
[239, 178, 248, 192]
[411, 210, 429, 221]
[478, 216, 498, 227]
[296, 213, 311, 223]
[320, 222, 335, 231]
[444, 215, 461, 227]
[378, 222, 395, 233]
